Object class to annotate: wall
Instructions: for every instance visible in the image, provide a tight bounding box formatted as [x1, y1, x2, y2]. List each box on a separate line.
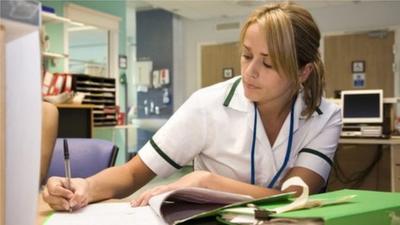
[41, 0, 129, 165]
[136, 9, 174, 118]
[180, 1, 400, 107]
[41, 1, 65, 73]
[181, 16, 244, 107]
[41, 0, 127, 111]
[134, 9, 175, 152]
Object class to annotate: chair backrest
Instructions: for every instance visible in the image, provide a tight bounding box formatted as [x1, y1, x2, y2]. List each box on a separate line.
[47, 138, 118, 179]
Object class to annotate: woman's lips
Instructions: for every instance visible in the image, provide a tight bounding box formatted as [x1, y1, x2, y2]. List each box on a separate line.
[244, 82, 259, 89]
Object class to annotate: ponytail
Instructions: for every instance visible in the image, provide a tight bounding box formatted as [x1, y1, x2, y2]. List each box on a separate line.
[302, 54, 325, 118]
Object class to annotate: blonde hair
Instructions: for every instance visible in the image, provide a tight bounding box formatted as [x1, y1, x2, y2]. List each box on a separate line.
[240, 1, 325, 118]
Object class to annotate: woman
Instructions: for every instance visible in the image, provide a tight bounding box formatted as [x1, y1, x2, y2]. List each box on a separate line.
[43, 2, 341, 211]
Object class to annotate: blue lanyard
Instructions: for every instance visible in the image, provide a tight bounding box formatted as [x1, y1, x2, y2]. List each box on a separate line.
[250, 98, 296, 188]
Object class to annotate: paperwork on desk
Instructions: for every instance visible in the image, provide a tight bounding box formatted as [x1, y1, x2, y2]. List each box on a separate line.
[44, 187, 253, 225]
[44, 177, 361, 225]
[44, 202, 167, 225]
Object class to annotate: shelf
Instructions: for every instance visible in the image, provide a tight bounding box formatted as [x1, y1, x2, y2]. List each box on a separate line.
[76, 81, 115, 87]
[42, 52, 68, 59]
[94, 116, 117, 120]
[41, 12, 71, 24]
[82, 99, 115, 104]
[78, 92, 114, 98]
[76, 87, 116, 92]
[72, 74, 117, 127]
[55, 104, 95, 109]
[94, 121, 117, 127]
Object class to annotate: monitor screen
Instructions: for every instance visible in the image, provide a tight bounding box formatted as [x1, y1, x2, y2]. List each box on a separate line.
[341, 89, 383, 124]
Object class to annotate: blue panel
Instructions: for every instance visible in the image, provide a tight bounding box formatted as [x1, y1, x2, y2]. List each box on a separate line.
[136, 9, 174, 119]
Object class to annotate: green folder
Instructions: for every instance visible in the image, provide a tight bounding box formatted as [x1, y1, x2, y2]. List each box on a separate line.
[217, 189, 400, 225]
[267, 189, 400, 225]
[177, 189, 400, 225]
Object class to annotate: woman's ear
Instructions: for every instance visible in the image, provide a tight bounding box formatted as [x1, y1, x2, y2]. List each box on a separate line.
[299, 63, 313, 83]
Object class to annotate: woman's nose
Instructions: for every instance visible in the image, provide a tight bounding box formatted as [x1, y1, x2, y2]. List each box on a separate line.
[244, 61, 259, 79]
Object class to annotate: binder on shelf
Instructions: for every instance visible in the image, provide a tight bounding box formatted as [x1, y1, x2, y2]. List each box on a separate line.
[42, 71, 54, 95]
[64, 74, 72, 93]
[48, 73, 65, 95]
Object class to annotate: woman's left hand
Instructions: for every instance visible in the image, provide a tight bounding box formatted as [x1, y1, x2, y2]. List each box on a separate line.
[130, 170, 212, 207]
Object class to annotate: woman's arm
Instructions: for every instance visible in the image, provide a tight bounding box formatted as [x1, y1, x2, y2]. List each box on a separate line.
[87, 155, 156, 202]
[43, 155, 156, 211]
[132, 167, 324, 206]
[279, 167, 325, 194]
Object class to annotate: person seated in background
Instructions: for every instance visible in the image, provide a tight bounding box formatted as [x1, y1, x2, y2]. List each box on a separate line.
[40, 101, 59, 185]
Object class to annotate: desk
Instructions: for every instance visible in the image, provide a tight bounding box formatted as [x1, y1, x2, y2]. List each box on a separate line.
[37, 195, 129, 225]
[56, 104, 95, 138]
[339, 138, 400, 192]
[37, 167, 192, 225]
[37, 196, 51, 225]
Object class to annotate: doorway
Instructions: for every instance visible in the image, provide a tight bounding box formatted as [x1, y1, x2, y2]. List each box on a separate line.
[324, 30, 395, 97]
[201, 42, 241, 88]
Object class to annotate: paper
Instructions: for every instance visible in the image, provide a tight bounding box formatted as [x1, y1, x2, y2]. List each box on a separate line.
[44, 202, 167, 225]
[272, 176, 310, 214]
[150, 187, 253, 224]
[220, 176, 356, 224]
[44, 187, 253, 225]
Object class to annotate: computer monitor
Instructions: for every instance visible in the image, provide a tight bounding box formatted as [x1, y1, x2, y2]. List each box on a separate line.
[341, 89, 383, 124]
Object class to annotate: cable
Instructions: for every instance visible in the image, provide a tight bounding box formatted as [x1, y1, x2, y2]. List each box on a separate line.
[332, 144, 383, 188]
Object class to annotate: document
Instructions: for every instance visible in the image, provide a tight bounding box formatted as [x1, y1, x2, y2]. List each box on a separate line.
[44, 187, 255, 225]
[44, 202, 167, 225]
[46, 177, 361, 225]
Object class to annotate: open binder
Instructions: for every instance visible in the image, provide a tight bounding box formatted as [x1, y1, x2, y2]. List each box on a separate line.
[44, 188, 400, 225]
[157, 188, 400, 225]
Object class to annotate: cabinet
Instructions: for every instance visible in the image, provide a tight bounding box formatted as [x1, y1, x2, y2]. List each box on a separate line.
[394, 149, 400, 191]
[73, 74, 117, 126]
[337, 138, 400, 192]
[56, 104, 94, 138]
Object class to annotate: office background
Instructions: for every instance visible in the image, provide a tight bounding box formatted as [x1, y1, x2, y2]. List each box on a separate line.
[2, 1, 400, 225]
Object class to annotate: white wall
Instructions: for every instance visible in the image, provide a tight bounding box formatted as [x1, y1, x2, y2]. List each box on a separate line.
[181, 16, 245, 107]
[176, 1, 400, 109]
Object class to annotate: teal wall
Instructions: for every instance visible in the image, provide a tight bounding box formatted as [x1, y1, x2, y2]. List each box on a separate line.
[41, 1, 65, 72]
[41, 0, 129, 165]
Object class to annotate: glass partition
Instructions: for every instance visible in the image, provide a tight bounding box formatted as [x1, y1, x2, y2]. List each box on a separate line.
[68, 25, 109, 77]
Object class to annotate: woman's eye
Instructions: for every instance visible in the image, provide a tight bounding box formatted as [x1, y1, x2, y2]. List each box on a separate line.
[242, 54, 252, 60]
[263, 62, 272, 68]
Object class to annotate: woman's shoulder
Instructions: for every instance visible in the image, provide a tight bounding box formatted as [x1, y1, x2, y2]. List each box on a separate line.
[189, 77, 242, 104]
[319, 97, 341, 115]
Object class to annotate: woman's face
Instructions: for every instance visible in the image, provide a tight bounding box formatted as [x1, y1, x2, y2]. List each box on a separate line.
[241, 23, 293, 104]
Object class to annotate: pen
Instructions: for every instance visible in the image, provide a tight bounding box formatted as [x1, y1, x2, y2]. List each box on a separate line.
[63, 139, 72, 212]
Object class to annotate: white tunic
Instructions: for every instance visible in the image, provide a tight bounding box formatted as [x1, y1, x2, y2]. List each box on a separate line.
[138, 76, 342, 188]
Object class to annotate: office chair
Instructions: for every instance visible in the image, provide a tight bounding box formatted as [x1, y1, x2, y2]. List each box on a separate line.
[47, 138, 119, 179]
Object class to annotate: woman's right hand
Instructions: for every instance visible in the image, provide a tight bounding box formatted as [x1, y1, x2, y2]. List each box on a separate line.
[42, 176, 90, 211]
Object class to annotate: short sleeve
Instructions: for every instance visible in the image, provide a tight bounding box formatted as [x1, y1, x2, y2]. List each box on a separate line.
[294, 107, 342, 183]
[138, 91, 207, 177]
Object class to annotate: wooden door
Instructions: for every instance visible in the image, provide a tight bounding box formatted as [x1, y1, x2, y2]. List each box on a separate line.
[324, 31, 394, 97]
[201, 42, 241, 88]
